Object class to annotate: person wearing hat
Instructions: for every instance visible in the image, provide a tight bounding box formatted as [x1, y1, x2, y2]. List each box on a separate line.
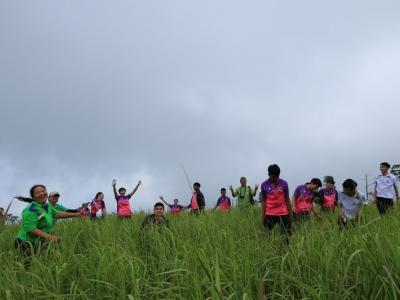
[48, 191, 79, 213]
[292, 178, 322, 221]
[317, 177, 338, 212]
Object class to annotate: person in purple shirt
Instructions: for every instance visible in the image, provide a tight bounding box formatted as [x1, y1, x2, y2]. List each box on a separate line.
[215, 188, 231, 212]
[159, 196, 185, 215]
[261, 164, 293, 243]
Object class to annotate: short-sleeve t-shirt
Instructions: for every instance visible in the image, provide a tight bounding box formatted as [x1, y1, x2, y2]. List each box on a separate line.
[52, 203, 69, 212]
[91, 199, 106, 215]
[320, 188, 338, 208]
[216, 196, 231, 211]
[16, 201, 58, 243]
[338, 191, 364, 220]
[261, 179, 289, 216]
[169, 204, 184, 214]
[234, 186, 254, 208]
[115, 195, 132, 216]
[293, 185, 314, 214]
[375, 174, 397, 199]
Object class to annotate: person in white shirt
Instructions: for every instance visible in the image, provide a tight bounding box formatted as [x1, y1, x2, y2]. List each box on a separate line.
[338, 179, 365, 228]
[374, 162, 399, 215]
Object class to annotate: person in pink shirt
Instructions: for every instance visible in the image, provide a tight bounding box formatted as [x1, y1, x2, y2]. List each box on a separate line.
[318, 177, 338, 212]
[261, 164, 293, 240]
[112, 179, 141, 219]
[215, 188, 231, 212]
[159, 196, 185, 215]
[292, 178, 322, 221]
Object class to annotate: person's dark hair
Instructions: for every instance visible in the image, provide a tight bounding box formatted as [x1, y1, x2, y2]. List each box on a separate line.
[310, 178, 322, 188]
[118, 187, 126, 193]
[30, 185, 46, 198]
[325, 176, 335, 184]
[95, 192, 103, 200]
[221, 188, 226, 192]
[342, 179, 357, 189]
[154, 202, 164, 209]
[268, 164, 280, 177]
[381, 162, 390, 168]
[240, 177, 246, 181]
[193, 182, 201, 188]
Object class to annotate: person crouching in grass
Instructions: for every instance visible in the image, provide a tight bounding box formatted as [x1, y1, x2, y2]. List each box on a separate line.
[338, 179, 365, 228]
[292, 178, 322, 221]
[141, 202, 169, 229]
[14, 185, 82, 267]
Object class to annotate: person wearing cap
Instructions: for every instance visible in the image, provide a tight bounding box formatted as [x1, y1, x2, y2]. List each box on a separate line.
[317, 177, 338, 212]
[48, 191, 79, 213]
[292, 178, 322, 221]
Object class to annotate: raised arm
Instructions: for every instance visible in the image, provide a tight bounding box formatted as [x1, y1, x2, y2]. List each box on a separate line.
[112, 179, 118, 198]
[129, 180, 142, 197]
[159, 196, 172, 207]
[229, 185, 237, 197]
[252, 185, 259, 197]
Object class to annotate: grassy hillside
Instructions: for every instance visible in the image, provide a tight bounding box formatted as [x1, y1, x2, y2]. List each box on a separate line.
[1, 206, 400, 299]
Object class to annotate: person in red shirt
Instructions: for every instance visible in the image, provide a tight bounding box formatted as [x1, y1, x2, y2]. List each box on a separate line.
[292, 178, 322, 221]
[90, 192, 107, 220]
[215, 188, 231, 212]
[260, 164, 293, 241]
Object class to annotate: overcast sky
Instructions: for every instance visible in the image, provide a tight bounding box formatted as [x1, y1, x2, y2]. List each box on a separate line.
[1, 0, 400, 215]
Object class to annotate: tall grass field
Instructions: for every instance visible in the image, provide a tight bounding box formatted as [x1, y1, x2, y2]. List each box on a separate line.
[1, 206, 400, 299]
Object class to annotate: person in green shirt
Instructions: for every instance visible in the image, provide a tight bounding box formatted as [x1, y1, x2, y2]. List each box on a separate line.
[229, 177, 258, 208]
[14, 185, 81, 263]
[48, 191, 79, 213]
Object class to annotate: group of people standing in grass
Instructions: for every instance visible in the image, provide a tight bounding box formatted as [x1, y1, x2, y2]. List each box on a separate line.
[10, 161, 399, 264]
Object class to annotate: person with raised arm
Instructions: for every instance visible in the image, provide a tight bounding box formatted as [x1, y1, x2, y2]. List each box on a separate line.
[159, 196, 185, 215]
[229, 177, 258, 208]
[112, 179, 141, 219]
[14, 185, 82, 265]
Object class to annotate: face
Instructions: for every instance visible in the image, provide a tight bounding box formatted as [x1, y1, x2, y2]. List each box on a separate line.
[193, 185, 200, 192]
[269, 174, 278, 182]
[344, 187, 356, 197]
[380, 165, 389, 175]
[240, 178, 247, 186]
[221, 190, 226, 197]
[119, 189, 126, 196]
[49, 195, 60, 205]
[97, 193, 104, 201]
[154, 205, 164, 217]
[308, 183, 319, 191]
[326, 182, 335, 190]
[32, 186, 48, 204]
[173, 199, 178, 205]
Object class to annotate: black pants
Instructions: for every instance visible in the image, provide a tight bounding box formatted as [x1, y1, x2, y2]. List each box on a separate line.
[294, 211, 311, 222]
[376, 197, 393, 215]
[263, 215, 292, 235]
[14, 239, 44, 268]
